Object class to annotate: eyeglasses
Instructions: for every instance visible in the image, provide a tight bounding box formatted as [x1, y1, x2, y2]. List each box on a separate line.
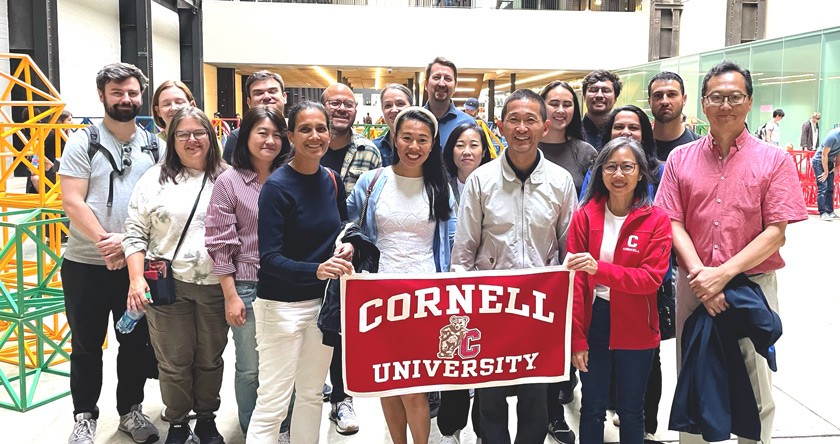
[603, 162, 637, 175]
[587, 86, 614, 95]
[326, 100, 357, 110]
[703, 93, 747, 106]
[174, 129, 209, 141]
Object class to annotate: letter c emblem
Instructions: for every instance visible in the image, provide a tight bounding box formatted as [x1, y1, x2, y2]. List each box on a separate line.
[628, 235, 639, 248]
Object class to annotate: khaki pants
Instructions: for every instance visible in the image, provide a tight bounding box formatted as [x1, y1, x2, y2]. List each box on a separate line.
[675, 270, 777, 444]
[146, 279, 229, 422]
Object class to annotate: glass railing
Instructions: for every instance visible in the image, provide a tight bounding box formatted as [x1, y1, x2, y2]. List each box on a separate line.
[215, 0, 641, 11]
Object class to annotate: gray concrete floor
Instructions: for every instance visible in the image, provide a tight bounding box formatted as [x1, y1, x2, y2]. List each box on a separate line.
[1, 180, 838, 443]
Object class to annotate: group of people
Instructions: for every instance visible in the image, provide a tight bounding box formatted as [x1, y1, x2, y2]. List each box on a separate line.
[60, 56, 808, 444]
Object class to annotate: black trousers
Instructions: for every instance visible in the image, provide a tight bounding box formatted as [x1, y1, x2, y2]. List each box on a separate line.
[62, 260, 156, 418]
[644, 347, 663, 434]
[546, 366, 577, 420]
[437, 389, 481, 436]
[479, 383, 548, 444]
[329, 340, 348, 403]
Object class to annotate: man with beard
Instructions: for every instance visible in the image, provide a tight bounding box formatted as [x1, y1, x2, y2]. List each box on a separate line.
[424, 57, 475, 148]
[581, 70, 622, 151]
[59, 63, 162, 444]
[320, 82, 381, 196]
[648, 71, 700, 161]
[222, 70, 287, 163]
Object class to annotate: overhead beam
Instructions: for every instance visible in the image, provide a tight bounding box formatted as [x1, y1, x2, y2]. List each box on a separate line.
[120, 0, 154, 115]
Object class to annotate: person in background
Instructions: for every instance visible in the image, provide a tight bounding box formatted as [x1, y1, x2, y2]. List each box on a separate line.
[800, 112, 821, 151]
[213, 111, 232, 147]
[223, 71, 287, 163]
[463, 97, 480, 119]
[567, 137, 672, 444]
[246, 101, 354, 443]
[443, 122, 491, 204]
[762, 108, 785, 146]
[423, 56, 475, 148]
[205, 106, 291, 441]
[814, 123, 840, 221]
[348, 106, 455, 444]
[648, 71, 700, 161]
[373, 84, 413, 167]
[152, 80, 196, 141]
[363, 112, 373, 124]
[540, 80, 598, 197]
[581, 70, 622, 151]
[124, 107, 227, 444]
[28, 109, 73, 194]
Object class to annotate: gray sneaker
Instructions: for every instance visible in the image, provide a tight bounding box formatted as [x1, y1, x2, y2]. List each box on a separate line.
[830, 212, 839, 219]
[119, 404, 160, 443]
[329, 398, 360, 435]
[68, 413, 97, 444]
[820, 213, 833, 221]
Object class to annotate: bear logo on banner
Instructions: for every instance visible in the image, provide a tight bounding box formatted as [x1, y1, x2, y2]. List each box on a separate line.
[437, 315, 482, 359]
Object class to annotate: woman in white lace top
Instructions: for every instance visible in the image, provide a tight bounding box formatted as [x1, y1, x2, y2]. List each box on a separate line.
[348, 107, 457, 444]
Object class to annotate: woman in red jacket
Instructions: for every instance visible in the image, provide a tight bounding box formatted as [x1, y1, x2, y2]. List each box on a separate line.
[565, 136, 672, 444]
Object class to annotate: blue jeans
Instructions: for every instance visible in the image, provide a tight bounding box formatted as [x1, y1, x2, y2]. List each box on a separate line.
[813, 159, 835, 214]
[232, 282, 292, 434]
[579, 298, 655, 444]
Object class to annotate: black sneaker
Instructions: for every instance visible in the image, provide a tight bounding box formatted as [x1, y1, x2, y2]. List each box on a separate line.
[547, 418, 576, 444]
[164, 423, 197, 444]
[194, 418, 225, 444]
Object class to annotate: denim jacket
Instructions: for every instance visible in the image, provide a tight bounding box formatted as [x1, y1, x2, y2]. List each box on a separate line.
[347, 167, 457, 272]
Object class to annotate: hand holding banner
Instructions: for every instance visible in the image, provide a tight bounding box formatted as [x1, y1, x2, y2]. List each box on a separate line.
[341, 266, 574, 397]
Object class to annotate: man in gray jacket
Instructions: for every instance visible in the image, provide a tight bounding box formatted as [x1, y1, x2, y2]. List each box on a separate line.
[452, 89, 578, 444]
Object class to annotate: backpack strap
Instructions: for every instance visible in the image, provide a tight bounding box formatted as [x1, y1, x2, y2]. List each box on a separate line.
[84, 126, 124, 208]
[141, 130, 160, 162]
[325, 167, 339, 200]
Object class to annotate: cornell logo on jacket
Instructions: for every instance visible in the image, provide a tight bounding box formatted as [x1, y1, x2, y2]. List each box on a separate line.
[623, 235, 641, 254]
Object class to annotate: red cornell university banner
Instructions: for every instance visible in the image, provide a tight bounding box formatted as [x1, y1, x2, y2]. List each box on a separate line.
[340, 266, 574, 397]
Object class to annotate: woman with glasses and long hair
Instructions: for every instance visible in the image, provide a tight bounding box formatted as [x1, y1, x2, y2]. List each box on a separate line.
[566, 137, 672, 444]
[204, 105, 291, 440]
[245, 101, 354, 443]
[123, 107, 227, 444]
[539, 81, 598, 197]
[348, 107, 456, 444]
[373, 84, 413, 167]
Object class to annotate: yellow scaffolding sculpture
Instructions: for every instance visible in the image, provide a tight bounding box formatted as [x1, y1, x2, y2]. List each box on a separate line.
[0, 53, 76, 411]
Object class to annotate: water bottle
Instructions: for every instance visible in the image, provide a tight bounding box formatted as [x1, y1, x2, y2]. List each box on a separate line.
[116, 292, 151, 334]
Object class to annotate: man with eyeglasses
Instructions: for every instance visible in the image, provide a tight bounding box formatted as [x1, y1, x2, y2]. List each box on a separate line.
[800, 112, 821, 151]
[424, 56, 475, 148]
[648, 71, 700, 161]
[222, 70, 287, 163]
[655, 61, 807, 444]
[318, 82, 380, 436]
[582, 69, 622, 151]
[59, 63, 162, 444]
[320, 82, 382, 197]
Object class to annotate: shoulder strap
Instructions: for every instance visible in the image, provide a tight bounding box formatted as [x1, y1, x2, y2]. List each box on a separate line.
[172, 173, 209, 262]
[358, 168, 384, 229]
[85, 125, 125, 208]
[325, 167, 338, 199]
[141, 129, 159, 162]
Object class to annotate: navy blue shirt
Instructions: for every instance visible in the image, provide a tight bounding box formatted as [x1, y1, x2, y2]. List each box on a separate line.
[257, 165, 347, 302]
[373, 133, 394, 167]
[425, 102, 475, 149]
[582, 115, 606, 151]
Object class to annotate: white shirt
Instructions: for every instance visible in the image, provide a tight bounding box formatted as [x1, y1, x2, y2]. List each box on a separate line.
[594, 205, 627, 301]
[375, 172, 437, 273]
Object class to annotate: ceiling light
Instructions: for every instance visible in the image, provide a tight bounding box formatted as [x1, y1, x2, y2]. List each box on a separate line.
[312, 66, 336, 85]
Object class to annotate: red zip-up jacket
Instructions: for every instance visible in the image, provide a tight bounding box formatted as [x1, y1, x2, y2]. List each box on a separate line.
[567, 197, 672, 352]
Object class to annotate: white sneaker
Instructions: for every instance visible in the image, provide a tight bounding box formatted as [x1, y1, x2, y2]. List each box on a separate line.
[329, 398, 360, 435]
[68, 413, 97, 444]
[612, 411, 621, 427]
[119, 404, 160, 443]
[440, 429, 461, 444]
[277, 430, 291, 444]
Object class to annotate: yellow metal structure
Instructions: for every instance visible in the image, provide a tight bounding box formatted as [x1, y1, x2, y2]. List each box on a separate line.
[0, 53, 74, 411]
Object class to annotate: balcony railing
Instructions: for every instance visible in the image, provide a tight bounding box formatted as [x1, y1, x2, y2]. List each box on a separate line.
[221, 0, 641, 11]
